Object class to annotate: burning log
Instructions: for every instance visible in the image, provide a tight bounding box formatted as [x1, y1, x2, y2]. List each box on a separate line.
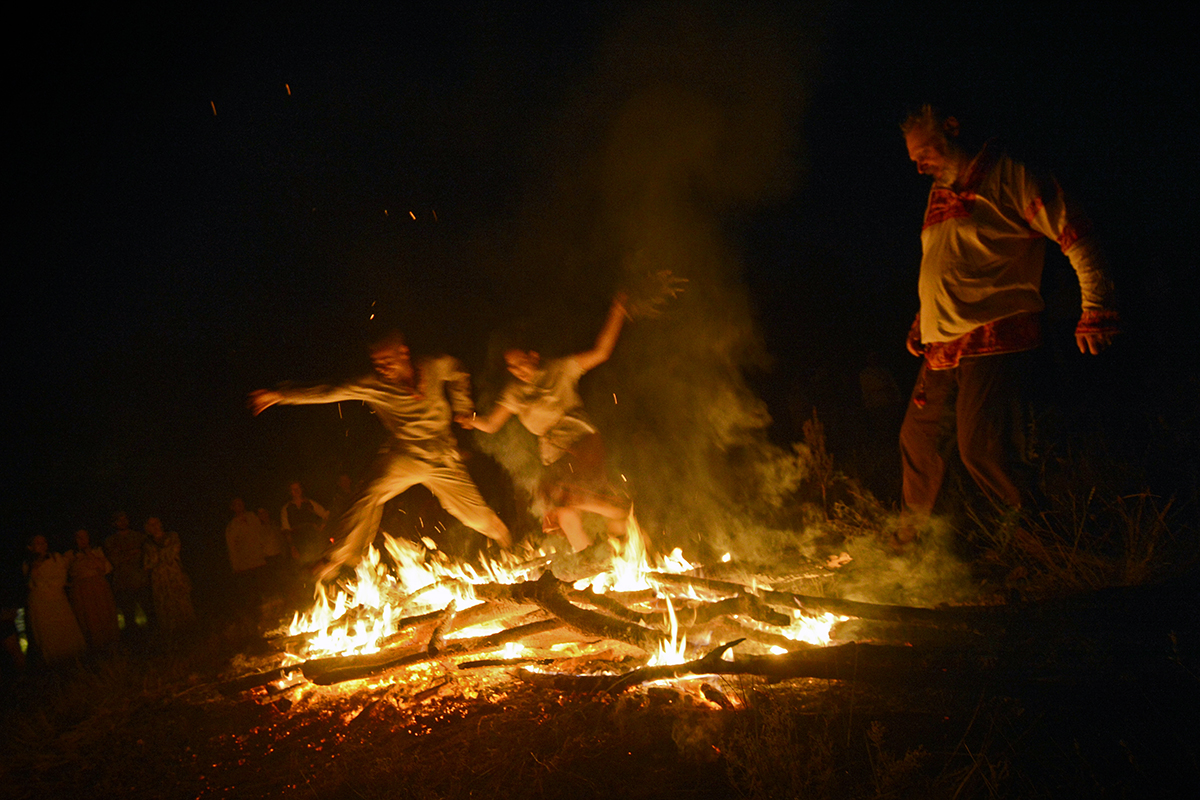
[516, 639, 998, 694]
[515, 574, 1200, 694]
[473, 572, 670, 652]
[516, 639, 744, 693]
[680, 593, 792, 628]
[685, 618, 822, 653]
[448, 598, 539, 633]
[302, 618, 568, 685]
[374, 607, 452, 649]
[603, 588, 658, 606]
[525, 571, 670, 652]
[649, 572, 1001, 630]
[566, 586, 790, 630]
[427, 599, 457, 655]
[457, 655, 557, 670]
[217, 665, 294, 696]
[566, 585, 657, 624]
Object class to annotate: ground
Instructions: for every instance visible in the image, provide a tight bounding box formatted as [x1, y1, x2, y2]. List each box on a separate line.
[3, 587, 1196, 800]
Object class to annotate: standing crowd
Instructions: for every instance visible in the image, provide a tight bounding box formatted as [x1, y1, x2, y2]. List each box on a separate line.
[222, 481, 335, 626]
[11, 512, 196, 671]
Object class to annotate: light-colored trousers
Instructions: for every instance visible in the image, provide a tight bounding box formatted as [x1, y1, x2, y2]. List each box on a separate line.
[326, 448, 508, 569]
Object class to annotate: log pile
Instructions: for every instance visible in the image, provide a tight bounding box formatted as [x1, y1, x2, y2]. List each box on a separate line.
[220, 560, 1198, 701]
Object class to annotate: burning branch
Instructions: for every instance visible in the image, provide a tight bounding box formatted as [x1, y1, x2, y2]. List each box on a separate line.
[648, 572, 1002, 630]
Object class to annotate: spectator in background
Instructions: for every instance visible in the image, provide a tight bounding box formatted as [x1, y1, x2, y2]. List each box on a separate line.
[279, 481, 329, 566]
[144, 517, 196, 635]
[105, 511, 153, 634]
[67, 529, 120, 650]
[225, 498, 268, 619]
[24, 535, 86, 665]
[256, 507, 292, 607]
[327, 473, 355, 522]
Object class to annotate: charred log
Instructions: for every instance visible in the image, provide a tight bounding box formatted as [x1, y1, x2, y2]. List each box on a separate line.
[477, 572, 670, 653]
[515, 640, 744, 693]
[649, 572, 1001, 629]
[217, 666, 292, 696]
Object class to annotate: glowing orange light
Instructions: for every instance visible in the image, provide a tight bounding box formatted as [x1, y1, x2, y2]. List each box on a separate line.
[285, 83, 291, 95]
[211, 101, 217, 116]
[409, 211, 416, 220]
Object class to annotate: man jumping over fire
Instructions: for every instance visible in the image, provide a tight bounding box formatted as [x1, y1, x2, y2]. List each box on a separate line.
[249, 331, 512, 581]
[896, 105, 1119, 547]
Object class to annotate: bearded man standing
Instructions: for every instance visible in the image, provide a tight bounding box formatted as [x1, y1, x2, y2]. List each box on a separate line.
[896, 106, 1119, 545]
[249, 331, 511, 580]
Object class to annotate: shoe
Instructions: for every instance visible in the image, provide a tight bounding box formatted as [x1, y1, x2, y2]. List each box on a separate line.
[888, 524, 918, 554]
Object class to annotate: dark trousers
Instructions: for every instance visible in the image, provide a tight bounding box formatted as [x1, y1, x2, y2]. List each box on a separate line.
[900, 353, 1025, 514]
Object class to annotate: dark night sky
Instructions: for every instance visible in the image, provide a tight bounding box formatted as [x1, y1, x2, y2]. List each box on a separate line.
[7, 2, 1198, 586]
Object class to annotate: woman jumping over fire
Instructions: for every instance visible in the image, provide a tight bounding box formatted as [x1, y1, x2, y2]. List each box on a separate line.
[463, 272, 682, 556]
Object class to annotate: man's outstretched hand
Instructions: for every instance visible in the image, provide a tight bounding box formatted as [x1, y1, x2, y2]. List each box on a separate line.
[1074, 310, 1119, 356]
[1076, 330, 1116, 356]
[248, 389, 282, 416]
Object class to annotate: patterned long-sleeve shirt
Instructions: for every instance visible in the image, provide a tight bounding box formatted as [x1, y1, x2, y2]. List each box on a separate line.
[915, 140, 1117, 367]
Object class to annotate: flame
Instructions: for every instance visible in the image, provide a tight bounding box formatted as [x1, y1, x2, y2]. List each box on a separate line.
[577, 514, 697, 595]
[647, 595, 687, 666]
[783, 609, 843, 646]
[280, 511, 843, 680]
[285, 532, 522, 658]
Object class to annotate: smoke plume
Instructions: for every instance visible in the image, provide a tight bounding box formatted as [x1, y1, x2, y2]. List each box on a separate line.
[474, 2, 815, 560]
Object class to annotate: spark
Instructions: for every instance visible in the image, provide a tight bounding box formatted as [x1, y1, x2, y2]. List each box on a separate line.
[613, 393, 618, 404]
[384, 209, 388, 216]
[210, 101, 217, 116]
[431, 208, 438, 221]
[409, 211, 416, 220]
[285, 83, 291, 95]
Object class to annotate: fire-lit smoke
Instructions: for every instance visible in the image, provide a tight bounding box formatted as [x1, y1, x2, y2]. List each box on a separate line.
[472, 3, 816, 558]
